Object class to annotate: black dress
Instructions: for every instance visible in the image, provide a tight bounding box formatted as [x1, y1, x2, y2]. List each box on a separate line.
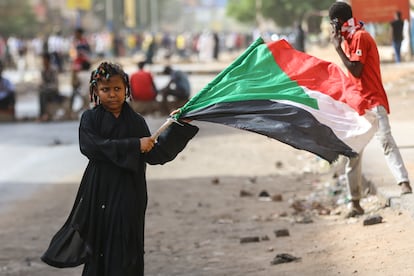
[41, 103, 198, 276]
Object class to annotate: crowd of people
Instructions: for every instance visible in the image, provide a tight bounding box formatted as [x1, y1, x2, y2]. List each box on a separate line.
[0, 19, 409, 121]
[0, 30, 251, 73]
[0, 29, 253, 121]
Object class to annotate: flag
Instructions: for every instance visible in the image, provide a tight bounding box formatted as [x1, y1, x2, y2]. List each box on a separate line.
[174, 37, 377, 163]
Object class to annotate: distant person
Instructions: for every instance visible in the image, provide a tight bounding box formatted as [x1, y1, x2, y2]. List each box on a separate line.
[175, 33, 187, 59]
[329, 2, 411, 218]
[71, 27, 91, 72]
[160, 65, 190, 113]
[197, 31, 214, 62]
[130, 61, 158, 102]
[38, 53, 60, 121]
[293, 22, 305, 52]
[47, 29, 65, 72]
[15, 37, 27, 82]
[213, 32, 220, 60]
[0, 60, 15, 118]
[0, 35, 6, 62]
[390, 10, 404, 63]
[129, 61, 159, 115]
[70, 27, 92, 111]
[41, 61, 198, 275]
[145, 38, 157, 64]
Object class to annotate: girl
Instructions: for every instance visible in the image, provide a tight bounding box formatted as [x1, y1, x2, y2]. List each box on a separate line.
[41, 62, 198, 275]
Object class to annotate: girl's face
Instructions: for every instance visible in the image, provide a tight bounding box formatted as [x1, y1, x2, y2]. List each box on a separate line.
[95, 75, 126, 117]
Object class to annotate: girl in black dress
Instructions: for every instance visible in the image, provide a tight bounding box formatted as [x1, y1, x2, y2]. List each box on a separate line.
[41, 62, 198, 275]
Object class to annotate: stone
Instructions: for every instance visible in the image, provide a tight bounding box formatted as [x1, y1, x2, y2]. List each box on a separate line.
[271, 194, 283, 202]
[270, 253, 301, 265]
[363, 215, 383, 226]
[274, 228, 290, 237]
[211, 177, 220, 185]
[240, 236, 260, 243]
[259, 190, 270, 197]
[240, 190, 253, 197]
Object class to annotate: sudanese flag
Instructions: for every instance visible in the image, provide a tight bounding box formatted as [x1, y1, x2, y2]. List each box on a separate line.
[174, 38, 377, 163]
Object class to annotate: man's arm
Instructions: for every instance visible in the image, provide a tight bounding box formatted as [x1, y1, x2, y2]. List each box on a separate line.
[332, 32, 363, 78]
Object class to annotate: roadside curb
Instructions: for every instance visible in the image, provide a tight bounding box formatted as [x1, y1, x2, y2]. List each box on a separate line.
[376, 187, 414, 219]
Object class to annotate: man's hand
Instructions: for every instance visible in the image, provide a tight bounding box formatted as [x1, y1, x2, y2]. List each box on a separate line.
[330, 29, 343, 50]
[329, 27, 364, 78]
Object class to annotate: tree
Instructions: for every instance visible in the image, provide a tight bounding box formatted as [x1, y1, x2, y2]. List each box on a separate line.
[0, 0, 38, 37]
[227, 0, 332, 29]
[226, 0, 256, 25]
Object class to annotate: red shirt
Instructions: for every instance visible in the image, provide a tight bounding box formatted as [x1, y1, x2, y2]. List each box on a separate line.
[130, 70, 157, 101]
[344, 30, 390, 113]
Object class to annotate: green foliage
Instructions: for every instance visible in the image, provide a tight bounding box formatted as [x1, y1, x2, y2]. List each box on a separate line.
[226, 0, 256, 24]
[0, 0, 38, 37]
[227, 0, 333, 28]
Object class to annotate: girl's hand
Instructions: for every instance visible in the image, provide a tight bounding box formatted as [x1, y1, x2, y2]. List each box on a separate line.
[140, 137, 155, 153]
[169, 109, 181, 116]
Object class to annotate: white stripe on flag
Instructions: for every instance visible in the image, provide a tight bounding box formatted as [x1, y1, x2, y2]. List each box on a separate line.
[274, 86, 378, 153]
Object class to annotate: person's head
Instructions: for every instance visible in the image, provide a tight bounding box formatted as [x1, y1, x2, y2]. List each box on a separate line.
[75, 27, 84, 39]
[89, 62, 130, 113]
[395, 11, 402, 20]
[162, 65, 172, 75]
[138, 61, 146, 70]
[329, 2, 353, 30]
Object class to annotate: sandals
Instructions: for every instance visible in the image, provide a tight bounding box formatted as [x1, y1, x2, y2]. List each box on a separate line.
[346, 207, 365, 218]
[399, 182, 412, 195]
[345, 199, 365, 218]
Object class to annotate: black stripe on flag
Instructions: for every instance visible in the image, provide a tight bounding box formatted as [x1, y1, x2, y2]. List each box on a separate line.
[181, 100, 357, 163]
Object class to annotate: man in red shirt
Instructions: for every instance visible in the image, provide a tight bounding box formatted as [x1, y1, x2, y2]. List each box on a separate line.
[130, 61, 158, 101]
[329, 2, 411, 217]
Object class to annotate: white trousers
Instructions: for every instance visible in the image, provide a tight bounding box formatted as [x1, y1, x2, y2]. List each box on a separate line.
[346, 105, 409, 200]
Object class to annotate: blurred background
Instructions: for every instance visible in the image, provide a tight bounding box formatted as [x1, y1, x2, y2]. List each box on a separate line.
[0, 0, 413, 122]
[0, 0, 413, 65]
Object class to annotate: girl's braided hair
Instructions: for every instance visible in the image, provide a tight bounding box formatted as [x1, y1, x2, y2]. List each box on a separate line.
[89, 62, 131, 105]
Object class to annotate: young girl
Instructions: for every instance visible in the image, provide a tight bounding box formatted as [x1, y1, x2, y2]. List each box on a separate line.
[41, 62, 198, 275]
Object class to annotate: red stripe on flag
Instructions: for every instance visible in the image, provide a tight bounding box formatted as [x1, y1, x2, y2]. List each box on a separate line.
[266, 40, 369, 115]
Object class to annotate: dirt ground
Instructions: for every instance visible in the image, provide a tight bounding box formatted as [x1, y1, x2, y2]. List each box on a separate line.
[1, 48, 414, 275]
